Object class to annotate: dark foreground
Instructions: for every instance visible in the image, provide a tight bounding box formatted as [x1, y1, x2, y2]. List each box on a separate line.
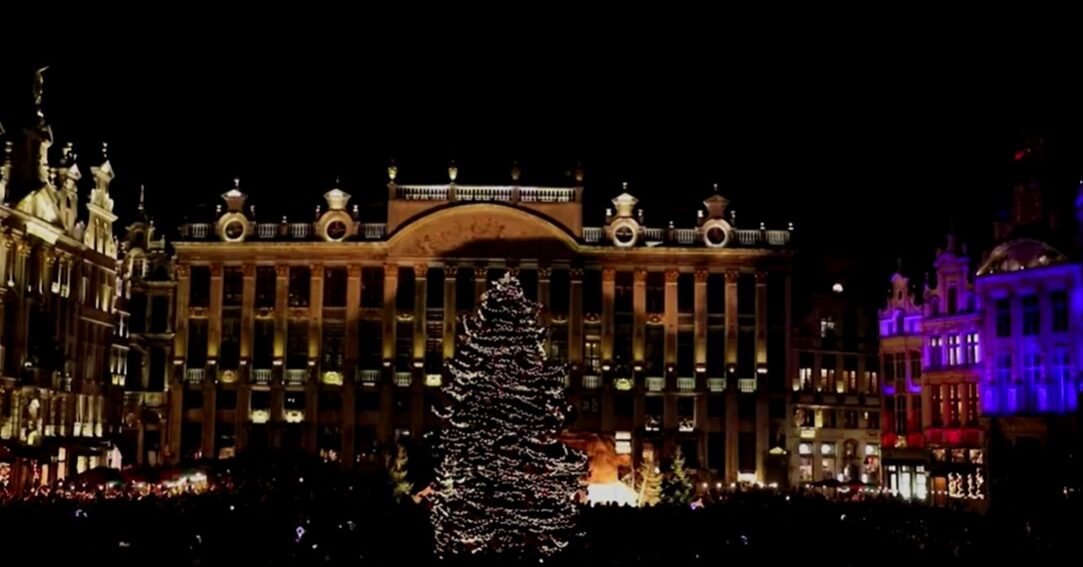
[0, 459, 1076, 566]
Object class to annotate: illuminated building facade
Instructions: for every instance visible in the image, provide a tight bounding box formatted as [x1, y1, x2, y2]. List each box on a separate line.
[168, 167, 793, 484]
[0, 76, 120, 490]
[789, 277, 881, 488]
[113, 188, 176, 466]
[877, 271, 926, 499]
[920, 236, 984, 504]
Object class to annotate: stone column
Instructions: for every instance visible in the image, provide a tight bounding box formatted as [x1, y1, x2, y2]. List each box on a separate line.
[308, 263, 324, 370]
[601, 267, 615, 365]
[207, 264, 223, 363]
[443, 266, 457, 360]
[633, 269, 646, 367]
[664, 270, 679, 384]
[569, 268, 584, 374]
[273, 265, 289, 376]
[342, 265, 361, 465]
[724, 270, 739, 483]
[240, 264, 256, 370]
[694, 268, 708, 372]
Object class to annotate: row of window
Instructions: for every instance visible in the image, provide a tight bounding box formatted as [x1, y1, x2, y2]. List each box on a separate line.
[995, 292, 1070, 337]
[793, 407, 879, 430]
[992, 347, 1073, 385]
[928, 332, 980, 368]
[188, 266, 776, 315]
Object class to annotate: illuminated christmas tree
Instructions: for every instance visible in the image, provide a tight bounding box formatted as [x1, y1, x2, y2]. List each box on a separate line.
[661, 446, 694, 506]
[386, 443, 413, 503]
[431, 273, 587, 560]
[636, 452, 662, 507]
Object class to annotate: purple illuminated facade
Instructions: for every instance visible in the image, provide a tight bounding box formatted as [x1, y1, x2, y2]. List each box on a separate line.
[975, 240, 1082, 416]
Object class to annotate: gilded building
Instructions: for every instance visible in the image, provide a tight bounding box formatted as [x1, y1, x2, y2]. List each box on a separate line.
[0, 73, 120, 490]
[169, 165, 793, 483]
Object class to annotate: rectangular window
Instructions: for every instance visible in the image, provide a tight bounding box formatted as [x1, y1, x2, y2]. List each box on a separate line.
[1052, 291, 1069, 333]
[929, 337, 942, 368]
[256, 267, 276, 308]
[615, 271, 633, 314]
[646, 272, 665, 314]
[223, 267, 243, 307]
[947, 335, 961, 366]
[883, 353, 895, 382]
[1022, 295, 1040, 336]
[323, 268, 347, 307]
[965, 332, 980, 364]
[909, 351, 921, 381]
[583, 269, 601, 315]
[965, 383, 978, 424]
[395, 268, 415, 311]
[677, 273, 694, 313]
[996, 353, 1013, 384]
[996, 299, 1011, 337]
[189, 266, 210, 307]
[361, 267, 384, 308]
[1023, 348, 1043, 383]
[948, 384, 960, 426]
[1053, 347, 1072, 385]
[288, 267, 310, 307]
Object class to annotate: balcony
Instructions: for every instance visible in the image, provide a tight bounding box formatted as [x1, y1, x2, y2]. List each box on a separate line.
[394, 372, 412, 387]
[582, 227, 603, 243]
[707, 377, 726, 392]
[427, 308, 444, 321]
[643, 227, 664, 241]
[672, 228, 697, 244]
[361, 223, 386, 239]
[395, 185, 577, 204]
[582, 375, 601, 389]
[358, 369, 380, 385]
[738, 378, 756, 393]
[425, 374, 442, 387]
[189, 224, 211, 239]
[285, 369, 307, 385]
[288, 223, 311, 239]
[646, 377, 665, 392]
[677, 377, 695, 391]
[185, 368, 205, 384]
[256, 223, 277, 239]
[252, 368, 272, 385]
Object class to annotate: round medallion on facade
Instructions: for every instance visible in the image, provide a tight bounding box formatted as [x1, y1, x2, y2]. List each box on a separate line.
[219, 213, 248, 242]
[326, 220, 348, 241]
[702, 219, 731, 248]
[611, 218, 639, 248]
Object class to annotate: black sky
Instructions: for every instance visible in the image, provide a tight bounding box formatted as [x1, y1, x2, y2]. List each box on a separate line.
[2, 41, 1081, 307]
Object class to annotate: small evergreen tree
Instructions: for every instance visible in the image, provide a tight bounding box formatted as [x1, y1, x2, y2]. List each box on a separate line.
[661, 446, 694, 506]
[386, 443, 413, 502]
[636, 453, 662, 507]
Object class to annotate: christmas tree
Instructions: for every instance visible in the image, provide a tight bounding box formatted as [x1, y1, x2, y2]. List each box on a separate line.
[636, 452, 662, 507]
[386, 443, 413, 503]
[661, 446, 694, 506]
[431, 273, 587, 560]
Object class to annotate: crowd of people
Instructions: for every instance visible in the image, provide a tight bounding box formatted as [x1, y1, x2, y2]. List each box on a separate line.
[0, 456, 1075, 565]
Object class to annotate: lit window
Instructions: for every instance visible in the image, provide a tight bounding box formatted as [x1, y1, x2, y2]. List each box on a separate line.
[820, 318, 836, 339]
[996, 353, 1013, 384]
[965, 332, 980, 364]
[865, 444, 880, 457]
[947, 335, 961, 366]
[795, 367, 811, 391]
[615, 431, 632, 455]
[798, 443, 812, 455]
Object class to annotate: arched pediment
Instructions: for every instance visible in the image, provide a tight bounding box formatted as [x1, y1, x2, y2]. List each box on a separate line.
[386, 204, 578, 259]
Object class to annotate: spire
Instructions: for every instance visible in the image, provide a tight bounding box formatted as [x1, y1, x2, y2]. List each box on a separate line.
[85, 143, 118, 257]
[138, 184, 145, 212]
[221, 177, 247, 213]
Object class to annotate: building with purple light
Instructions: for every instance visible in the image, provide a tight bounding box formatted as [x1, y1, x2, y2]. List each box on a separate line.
[975, 239, 1081, 416]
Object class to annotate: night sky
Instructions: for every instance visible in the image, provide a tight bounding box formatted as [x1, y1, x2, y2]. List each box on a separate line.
[2, 46, 1081, 308]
